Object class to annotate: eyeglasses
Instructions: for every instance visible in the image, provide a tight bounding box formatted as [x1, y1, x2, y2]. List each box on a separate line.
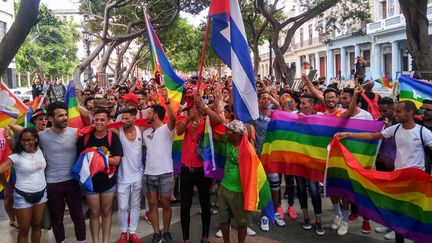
[147, 129, 156, 140]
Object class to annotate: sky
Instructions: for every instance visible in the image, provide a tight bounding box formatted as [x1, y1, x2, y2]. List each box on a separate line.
[41, 0, 207, 27]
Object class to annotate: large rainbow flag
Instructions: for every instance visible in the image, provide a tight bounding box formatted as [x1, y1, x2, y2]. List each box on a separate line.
[202, 117, 225, 180]
[0, 82, 27, 128]
[399, 75, 432, 108]
[172, 129, 184, 175]
[261, 111, 384, 182]
[143, 9, 184, 114]
[326, 138, 432, 243]
[64, 80, 83, 129]
[238, 133, 274, 222]
[374, 76, 393, 88]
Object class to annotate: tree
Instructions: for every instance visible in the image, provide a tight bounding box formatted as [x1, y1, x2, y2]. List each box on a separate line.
[399, 0, 432, 80]
[256, 0, 370, 84]
[16, 5, 80, 79]
[0, 0, 41, 77]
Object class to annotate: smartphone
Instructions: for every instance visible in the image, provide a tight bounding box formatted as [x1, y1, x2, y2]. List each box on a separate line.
[308, 70, 318, 82]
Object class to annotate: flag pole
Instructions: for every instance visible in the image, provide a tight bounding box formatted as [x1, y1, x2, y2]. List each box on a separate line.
[196, 17, 211, 94]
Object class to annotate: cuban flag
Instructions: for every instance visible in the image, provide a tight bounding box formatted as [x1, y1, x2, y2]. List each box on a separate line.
[71, 148, 110, 192]
[209, 0, 259, 122]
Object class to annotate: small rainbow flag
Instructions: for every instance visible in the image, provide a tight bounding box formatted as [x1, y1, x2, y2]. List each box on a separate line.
[303, 57, 311, 70]
[374, 76, 393, 88]
[144, 9, 184, 114]
[238, 133, 274, 222]
[261, 111, 384, 182]
[202, 117, 225, 180]
[64, 80, 83, 129]
[326, 138, 432, 243]
[0, 82, 27, 128]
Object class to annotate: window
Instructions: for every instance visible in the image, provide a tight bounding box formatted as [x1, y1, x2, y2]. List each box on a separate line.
[381, 0, 387, 19]
[300, 28, 304, 47]
[0, 21, 6, 41]
[308, 24, 313, 45]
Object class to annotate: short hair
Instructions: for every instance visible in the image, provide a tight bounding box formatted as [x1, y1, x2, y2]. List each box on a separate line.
[327, 83, 339, 92]
[84, 96, 95, 107]
[118, 107, 137, 116]
[300, 94, 317, 105]
[423, 99, 432, 105]
[258, 91, 271, 100]
[106, 93, 117, 100]
[46, 101, 67, 117]
[151, 104, 166, 120]
[342, 88, 354, 96]
[118, 86, 129, 93]
[93, 108, 110, 118]
[399, 100, 417, 114]
[378, 97, 394, 106]
[323, 88, 338, 97]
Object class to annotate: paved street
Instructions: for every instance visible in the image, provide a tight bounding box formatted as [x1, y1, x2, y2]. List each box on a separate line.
[0, 193, 404, 243]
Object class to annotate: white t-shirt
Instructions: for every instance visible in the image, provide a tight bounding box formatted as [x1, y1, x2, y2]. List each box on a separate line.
[142, 124, 174, 175]
[9, 148, 46, 192]
[118, 126, 144, 184]
[382, 124, 432, 170]
[352, 108, 373, 120]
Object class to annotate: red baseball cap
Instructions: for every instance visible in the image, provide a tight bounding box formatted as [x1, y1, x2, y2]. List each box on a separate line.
[121, 93, 139, 107]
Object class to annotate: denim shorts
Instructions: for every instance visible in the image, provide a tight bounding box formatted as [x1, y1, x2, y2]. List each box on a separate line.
[13, 189, 48, 209]
[142, 173, 173, 196]
[84, 184, 117, 195]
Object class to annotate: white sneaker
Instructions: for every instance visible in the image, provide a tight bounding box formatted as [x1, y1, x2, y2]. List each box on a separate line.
[331, 215, 342, 230]
[215, 229, 222, 238]
[260, 216, 270, 232]
[375, 226, 387, 233]
[337, 221, 349, 236]
[247, 227, 256, 236]
[275, 212, 286, 227]
[384, 231, 396, 240]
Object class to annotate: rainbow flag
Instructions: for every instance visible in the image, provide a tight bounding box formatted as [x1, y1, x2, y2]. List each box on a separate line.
[374, 76, 393, 88]
[0, 82, 27, 128]
[64, 80, 83, 129]
[144, 9, 184, 114]
[172, 129, 184, 175]
[399, 75, 432, 108]
[238, 133, 274, 222]
[202, 117, 225, 180]
[326, 138, 432, 243]
[261, 111, 384, 182]
[303, 57, 311, 70]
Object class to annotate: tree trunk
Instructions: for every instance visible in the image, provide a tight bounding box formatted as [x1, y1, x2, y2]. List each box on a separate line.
[0, 0, 41, 77]
[73, 41, 106, 89]
[399, 0, 432, 80]
[252, 45, 261, 77]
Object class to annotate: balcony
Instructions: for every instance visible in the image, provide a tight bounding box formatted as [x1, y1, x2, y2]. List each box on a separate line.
[290, 36, 326, 51]
[367, 3, 432, 35]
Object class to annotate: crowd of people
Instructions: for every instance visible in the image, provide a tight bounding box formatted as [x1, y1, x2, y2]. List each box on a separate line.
[1, 71, 432, 243]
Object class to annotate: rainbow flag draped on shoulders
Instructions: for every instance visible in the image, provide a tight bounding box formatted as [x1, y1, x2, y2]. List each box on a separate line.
[0, 82, 27, 128]
[326, 138, 432, 243]
[64, 80, 83, 129]
[261, 111, 384, 182]
[238, 133, 274, 223]
[374, 76, 393, 88]
[143, 9, 184, 114]
[399, 75, 432, 108]
[202, 117, 225, 180]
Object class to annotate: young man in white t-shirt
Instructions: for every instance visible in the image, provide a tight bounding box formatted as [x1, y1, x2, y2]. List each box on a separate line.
[142, 88, 176, 243]
[336, 100, 432, 243]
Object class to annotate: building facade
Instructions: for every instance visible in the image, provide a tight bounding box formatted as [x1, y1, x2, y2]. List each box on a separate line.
[0, 0, 17, 87]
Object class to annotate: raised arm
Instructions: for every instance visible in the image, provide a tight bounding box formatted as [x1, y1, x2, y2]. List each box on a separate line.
[195, 94, 225, 125]
[341, 86, 362, 118]
[160, 87, 176, 130]
[301, 74, 325, 105]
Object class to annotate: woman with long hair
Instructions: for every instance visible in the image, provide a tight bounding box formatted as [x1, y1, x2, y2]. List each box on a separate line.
[2, 127, 47, 243]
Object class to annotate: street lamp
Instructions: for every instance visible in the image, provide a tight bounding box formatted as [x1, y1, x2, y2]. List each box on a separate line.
[82, 28, 92, 81]
[268, 38, 273, 82]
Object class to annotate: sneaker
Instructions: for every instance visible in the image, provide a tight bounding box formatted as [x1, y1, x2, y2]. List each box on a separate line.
[337, 221, 349, 236]
[361, 220, 371, 234]
[118, 232, 128, 243]
[162, 232, 173, 243]
[277, 207, 284, 219]
[129, 233, 142, 243]
[375, 226, 388, 233]
[331, 215, 342, 230]
[287, 206, 297, 220]
[302, 218, 312, 230]
[151, 233, 162, 243]
[384, 231, 396, 240]
[247, 227, 256, 236]
[260, 216, 269, 232]
[275, 212, 286, 227]
[215, 229, 223, 238]
[315, 223, 325, 236]
[348, 213, 358, 222]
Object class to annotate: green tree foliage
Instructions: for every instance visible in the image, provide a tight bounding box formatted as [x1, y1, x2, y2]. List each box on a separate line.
[16, 5, 80, 78]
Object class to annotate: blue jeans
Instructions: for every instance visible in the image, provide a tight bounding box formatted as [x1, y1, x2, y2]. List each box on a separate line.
[296, 176, 322, 215]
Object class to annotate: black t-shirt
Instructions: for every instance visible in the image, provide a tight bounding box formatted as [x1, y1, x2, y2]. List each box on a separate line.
[32, 84, 43, 99]
[77, 132, 123, 192]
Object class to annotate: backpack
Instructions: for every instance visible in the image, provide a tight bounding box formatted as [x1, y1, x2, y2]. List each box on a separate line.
[394, 124, 431, 173]
[360, 93, 381, 120]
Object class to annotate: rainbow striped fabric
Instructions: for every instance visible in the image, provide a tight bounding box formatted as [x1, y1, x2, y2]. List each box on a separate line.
[144, 9, 184, 114]
[374, 76, 393, 88]
[202, 117, 225, 180]
[0, 82, 27, 128]
[238, 133, 274, 222]
[172, 129, 184, 175]
[399, 75, 432, 108]
[64, 80, 83, 129]
[261, 111, 384, 182]
[326, 138, 432, 242]
[303, 57, 311, 70]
